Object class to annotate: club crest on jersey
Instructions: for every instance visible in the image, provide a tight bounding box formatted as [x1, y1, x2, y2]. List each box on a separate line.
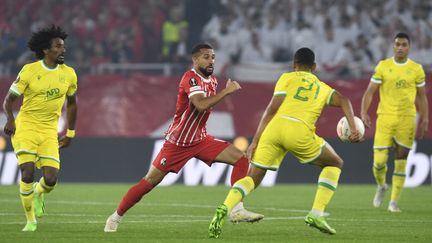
[189, 78, 198, 86]
[160, 158, 167, 166]
[59, 75, 66, 83]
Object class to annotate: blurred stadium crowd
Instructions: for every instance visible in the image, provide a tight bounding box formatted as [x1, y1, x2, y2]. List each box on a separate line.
[0, 0, 431, 79]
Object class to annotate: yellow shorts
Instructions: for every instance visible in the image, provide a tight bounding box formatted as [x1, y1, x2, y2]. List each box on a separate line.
[251, 117, 326, 170]
[11, 126, 60, 169]
[374, 114, 416, 150]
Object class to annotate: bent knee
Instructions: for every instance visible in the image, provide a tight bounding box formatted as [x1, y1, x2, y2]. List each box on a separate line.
[374, 149, 389, 166]
[334, 157, 344, 169]
[44, 176, 58, 186]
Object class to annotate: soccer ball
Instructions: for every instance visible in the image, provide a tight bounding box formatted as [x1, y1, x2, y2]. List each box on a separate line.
[336, 116, 365, 142]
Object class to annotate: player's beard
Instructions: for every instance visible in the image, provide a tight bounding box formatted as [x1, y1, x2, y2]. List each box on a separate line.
[56, 55, 65, 64]
[199, 66, 213, 77]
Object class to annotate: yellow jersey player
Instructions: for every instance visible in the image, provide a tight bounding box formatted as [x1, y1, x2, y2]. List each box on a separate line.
[2, 25, 78, 231]
[361, 32, 429, 213]
[209, 48, 362, 238]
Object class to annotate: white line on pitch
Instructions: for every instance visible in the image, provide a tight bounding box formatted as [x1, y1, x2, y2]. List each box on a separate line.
[0, 199, 309, 212]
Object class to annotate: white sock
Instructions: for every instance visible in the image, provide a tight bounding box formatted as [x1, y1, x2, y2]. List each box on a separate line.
[111, 211, 122, 221]
[231, 201, 244, 213]
[310, 208, 324, 217]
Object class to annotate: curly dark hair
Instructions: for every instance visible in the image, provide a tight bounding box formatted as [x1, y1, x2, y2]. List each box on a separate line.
[27, 25, 68, 59]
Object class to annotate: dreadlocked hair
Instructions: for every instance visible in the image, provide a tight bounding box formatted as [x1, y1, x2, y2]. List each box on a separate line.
[27, 25, 68, 59]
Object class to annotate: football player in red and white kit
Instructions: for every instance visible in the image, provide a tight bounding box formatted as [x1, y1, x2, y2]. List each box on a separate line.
[104, 44, 263, 232]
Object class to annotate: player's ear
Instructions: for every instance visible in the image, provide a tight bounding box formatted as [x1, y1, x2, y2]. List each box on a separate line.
[191, 54, 198, 64]
[311, 63, 317, 72]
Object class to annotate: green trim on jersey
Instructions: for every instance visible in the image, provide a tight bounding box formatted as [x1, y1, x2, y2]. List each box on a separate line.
[40, 60, 59, 71]
[9, 88, 21, 96]
[274, 91, 287, 96]
[326, 89, 335, 105]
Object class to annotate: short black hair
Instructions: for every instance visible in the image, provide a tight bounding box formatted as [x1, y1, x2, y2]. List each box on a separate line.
[28, 25, 68, 59]
[191, 43, 213, 56]
[294, 47, 315, 66]
[394, 32, 410, 43]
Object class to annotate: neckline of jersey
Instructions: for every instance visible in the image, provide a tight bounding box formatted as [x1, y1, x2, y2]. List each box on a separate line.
[40, 60, 59, 71]
[392, 57, 409, 65]
[191, 68, 211, 83]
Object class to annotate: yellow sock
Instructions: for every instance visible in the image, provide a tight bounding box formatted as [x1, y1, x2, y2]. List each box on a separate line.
[223, 176, 255, 211]
[312, 166, 341, 213]
[20, 181, 36, 223]
[391, 159, 407, 202]
[373, 149, 388, 186]
[35, 177, 55, 194]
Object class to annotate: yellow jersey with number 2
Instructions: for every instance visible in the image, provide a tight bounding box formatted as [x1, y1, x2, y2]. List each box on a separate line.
[273, 71, 335, 130]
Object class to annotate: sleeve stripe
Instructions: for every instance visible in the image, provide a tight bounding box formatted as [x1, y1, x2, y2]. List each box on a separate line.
[326, 89, 336, 105]
[188, 90, 204, 98]
[9, 86, 21, 96]
[416, 81, 426, 87]
[370, 78, 382, 84]
[67, 91, 77, 96]
[274, 91, 287, 96]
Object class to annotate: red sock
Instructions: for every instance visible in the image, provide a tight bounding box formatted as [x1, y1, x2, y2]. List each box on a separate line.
[230, 157, 249, 186]
[116, 179, 154, 216]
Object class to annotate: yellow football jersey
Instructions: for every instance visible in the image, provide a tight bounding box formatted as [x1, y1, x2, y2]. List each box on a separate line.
[9, 60, 78, 129]
[371, 57, 425, 116]
[273, 71, 334, 130]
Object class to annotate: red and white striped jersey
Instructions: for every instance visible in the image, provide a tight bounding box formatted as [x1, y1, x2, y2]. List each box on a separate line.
[165, 69, 218, 147]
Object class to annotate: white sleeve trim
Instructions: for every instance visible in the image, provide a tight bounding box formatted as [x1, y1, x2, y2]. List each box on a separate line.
[273, 91, 287, 96]
[416, 81, 425, 87]
[9, 84, 22, 95]
[188, 90, 205, 98]
[370, 78, 382, 84]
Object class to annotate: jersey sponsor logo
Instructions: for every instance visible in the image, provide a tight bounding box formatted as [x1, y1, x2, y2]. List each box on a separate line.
[395, 79, 407, 89]
[46, 88, 60, 99]
[189, 78, 198, 86]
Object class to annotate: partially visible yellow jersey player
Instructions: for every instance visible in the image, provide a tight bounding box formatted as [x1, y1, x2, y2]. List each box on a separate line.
[361, 32, 429, 213]
[2, 25, 78, 232]
[209, 48, 362, 238]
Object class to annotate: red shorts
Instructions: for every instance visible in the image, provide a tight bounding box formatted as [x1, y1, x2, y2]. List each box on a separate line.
[152, 136, 231, 173]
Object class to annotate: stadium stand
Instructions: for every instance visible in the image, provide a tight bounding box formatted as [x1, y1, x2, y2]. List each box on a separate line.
[0, 0, 431, 138]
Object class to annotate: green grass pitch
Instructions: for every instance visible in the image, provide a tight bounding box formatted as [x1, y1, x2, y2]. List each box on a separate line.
[0, 184, 431, 242]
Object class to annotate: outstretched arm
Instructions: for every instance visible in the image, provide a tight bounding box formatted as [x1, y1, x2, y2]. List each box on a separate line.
[3, 92, 19, 136]
[330, 91, 361, 142]
[361, 82, 379, 128]
[59, 95, 78, 148]
[189, 79, 241, 112]
[246, 96, 284, 160]
[416, 86, 429, 139]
